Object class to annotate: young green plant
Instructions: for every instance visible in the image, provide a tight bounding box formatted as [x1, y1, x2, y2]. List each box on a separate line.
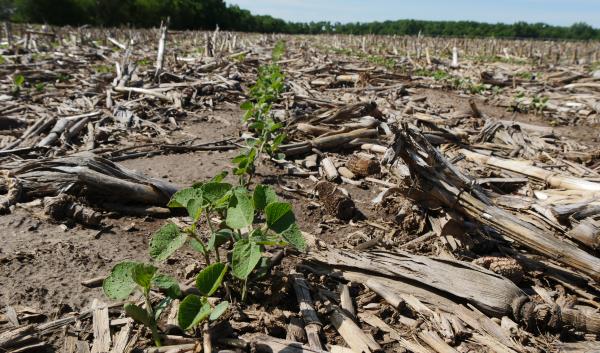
[150, 181, 306, 301]
[103, 262, 181, 347]
[235, 41, 287, 186]
[12, 74, 25, 95]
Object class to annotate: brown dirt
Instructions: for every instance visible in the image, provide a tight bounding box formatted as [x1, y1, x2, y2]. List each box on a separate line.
[0, 107, 242, 315]
[416, 87, 600, 144]
[0, 209, 158, 313]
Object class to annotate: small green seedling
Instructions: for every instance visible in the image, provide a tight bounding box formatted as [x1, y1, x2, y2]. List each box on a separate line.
[467, 83, 486, 95]
[150, 174, 232, 265]
[367, 55, 396, 70]
[103, 262, 181, 347]
[272, 40, 286, 62]
[150, 181, 306, 301]
[510, 91, 526, 113]
[516, 71, 534, 80]
[412, 68, 450, 81]
[509, 92, 547, 115]
[12, 74, 25, 95]
[236, 42, 287, 186]
[137, 58, 151, 66]
[531, 95, 549, 115]
[57, 73, 70, 82]
[178, 262, 229, 330]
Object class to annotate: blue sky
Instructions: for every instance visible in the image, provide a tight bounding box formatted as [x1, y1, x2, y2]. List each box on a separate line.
[225, 0, 600, 27]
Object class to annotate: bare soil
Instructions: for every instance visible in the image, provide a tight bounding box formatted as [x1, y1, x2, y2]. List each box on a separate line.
[0, 107, 243, 315]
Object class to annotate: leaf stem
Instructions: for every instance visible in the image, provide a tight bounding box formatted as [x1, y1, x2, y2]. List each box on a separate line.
[245, 139, 267, 187]
[189, 233, 211, 265]
[241, 278, 248, 302]
[205, 210, 221, 262]
[144, 290, 161, 347]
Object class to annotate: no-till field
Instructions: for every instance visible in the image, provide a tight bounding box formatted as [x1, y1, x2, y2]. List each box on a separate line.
[1, 24, 600, 352]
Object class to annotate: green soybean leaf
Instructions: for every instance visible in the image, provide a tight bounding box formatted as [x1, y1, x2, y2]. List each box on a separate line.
[253, 185, 267, 210]
[210, 171, 228, 183]
[231, 154, 247, 164]
[265, 202, 295, 233]
[189, 238, 208, 255]
[243, 109, 253, 122]
[208, 229, 233, 250]
[253, 185, 278, 211]
[149, 223, 187, 261]
[152, 274, 182, 299]
[195, 262, 228, 296]
[201, 182, 232, 207]
[178, 295, 211, 330]
[269, 122, 283, 133]
[209, 301, 229, 321]
[13, 74, 25, 87]
[103, 261, 139, 300]
[272, 133, 286, 150]
[132, 263, 157, 291]
[226, 188, 254, 229]
[231, 239, 261, 280]
[249, 120, 265, 132]
[168, 188, 200, 208]
[233, 148, 257, 176]
[280, 223, 306, 252]
[186, 198, 204, 221]
[124, 303, 152, 327]
[240, 101, 252, 110]
[249, 229, 283, 246]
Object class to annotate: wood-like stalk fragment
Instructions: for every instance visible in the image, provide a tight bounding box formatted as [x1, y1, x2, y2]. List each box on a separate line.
[286, 317, 307, 343]
[387, 125, 600, 281]
[315, 181, 355, 220]
[346, 155, 380, 177]
[329, 306, 382, 353]
[460, 149, 600, 192]
[320, 157, 339, 181]
[291, 273, 323, 351]
[338, 284, 355, 318]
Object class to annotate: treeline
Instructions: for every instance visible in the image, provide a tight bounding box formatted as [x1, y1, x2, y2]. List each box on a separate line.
[331, 20, 600, 41]
[1, 0, 599, 40]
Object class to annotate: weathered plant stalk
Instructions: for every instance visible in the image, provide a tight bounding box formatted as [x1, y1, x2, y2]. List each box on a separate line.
[386, 125, 600, 281]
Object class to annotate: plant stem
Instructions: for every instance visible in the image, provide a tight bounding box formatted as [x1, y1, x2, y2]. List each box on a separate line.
[245, 139, 267, 187]
[144, 291, 161, 347]
[241, 278, 248, 302]
[190, 233, 211, 265]
[205, 211, 221, 262]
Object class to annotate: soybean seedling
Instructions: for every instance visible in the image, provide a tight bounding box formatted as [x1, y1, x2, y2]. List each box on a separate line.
[150, 181, 306, 301]
[235, 41, 287, 186]
[12, 74, 25, 95]
[103, 262, 181, 346]
[531, 95, 549, 115]
[149, 173, 232, 265]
